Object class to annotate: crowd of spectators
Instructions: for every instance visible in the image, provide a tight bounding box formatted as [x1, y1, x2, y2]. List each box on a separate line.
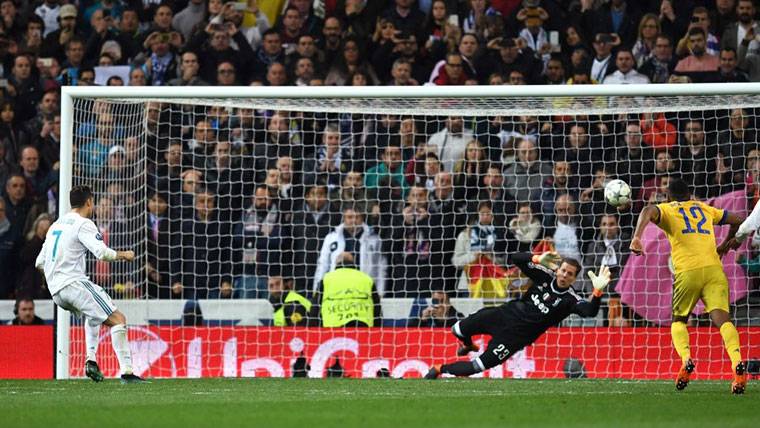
[2, 0, 760, 326]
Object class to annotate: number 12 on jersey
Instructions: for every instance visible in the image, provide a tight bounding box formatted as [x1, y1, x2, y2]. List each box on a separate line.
[678, 206, 709, 235]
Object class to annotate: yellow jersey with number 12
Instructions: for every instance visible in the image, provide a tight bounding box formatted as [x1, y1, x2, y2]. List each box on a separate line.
[655, 200, 727, 275]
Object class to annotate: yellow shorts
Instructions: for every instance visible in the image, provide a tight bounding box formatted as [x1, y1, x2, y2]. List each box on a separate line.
[672, 265, 730, 318]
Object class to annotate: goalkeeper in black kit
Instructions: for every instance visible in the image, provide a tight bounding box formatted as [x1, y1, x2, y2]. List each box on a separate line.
[425, 252, 611, 379]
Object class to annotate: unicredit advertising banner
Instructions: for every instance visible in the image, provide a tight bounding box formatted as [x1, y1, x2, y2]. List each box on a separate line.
[64, 327, 759, 380]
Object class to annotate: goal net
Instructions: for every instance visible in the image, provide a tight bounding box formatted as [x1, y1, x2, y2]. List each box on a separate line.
[60, 85, 760, 379]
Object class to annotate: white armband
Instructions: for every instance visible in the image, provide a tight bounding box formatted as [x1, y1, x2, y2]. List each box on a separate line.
[99, 248, 118, 262]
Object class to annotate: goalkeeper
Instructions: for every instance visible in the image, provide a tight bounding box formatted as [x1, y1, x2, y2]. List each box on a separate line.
[425, 252, 610, 379]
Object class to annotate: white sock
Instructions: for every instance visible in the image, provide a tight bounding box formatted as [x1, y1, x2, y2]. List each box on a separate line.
[110, 324, 133, 375]
[84, 318, 101, 363]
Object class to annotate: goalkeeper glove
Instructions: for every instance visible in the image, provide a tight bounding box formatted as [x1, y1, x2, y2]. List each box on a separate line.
[587, 265, 611, 298]
[532, 252, 561, 270]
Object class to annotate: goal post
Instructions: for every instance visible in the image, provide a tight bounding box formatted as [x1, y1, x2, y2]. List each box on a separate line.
[57, 83, 760, 380]
[56, 89, 74, 380]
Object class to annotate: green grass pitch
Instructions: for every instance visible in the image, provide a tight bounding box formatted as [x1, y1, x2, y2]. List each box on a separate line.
[1, 378, 756, 428]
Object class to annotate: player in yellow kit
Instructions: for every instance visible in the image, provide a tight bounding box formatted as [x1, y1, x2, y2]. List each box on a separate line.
[630, 177, 747, 394]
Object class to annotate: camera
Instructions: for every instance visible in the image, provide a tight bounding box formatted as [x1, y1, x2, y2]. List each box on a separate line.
[598, 33, 614, 43]
[395, 30, 413, 42]
[690, 16, 700, 23]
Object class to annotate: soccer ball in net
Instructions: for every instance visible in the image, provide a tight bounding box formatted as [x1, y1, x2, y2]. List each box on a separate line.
[604, 179, 632, 207]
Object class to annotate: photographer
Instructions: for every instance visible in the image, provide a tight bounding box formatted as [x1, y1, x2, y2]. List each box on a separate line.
[85, 8, 138, 65]
[675, 7, 719, 58]
[138, 31, 181, 86]
[185, 13, 256, 84]
[390, 191, 432, 297]
[407, 291, 463, 328]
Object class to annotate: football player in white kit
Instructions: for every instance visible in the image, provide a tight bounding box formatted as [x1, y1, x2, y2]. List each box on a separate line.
[36, 185, 145, 383]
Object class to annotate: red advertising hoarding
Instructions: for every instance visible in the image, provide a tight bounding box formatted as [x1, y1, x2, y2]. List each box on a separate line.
[0, 326, 54, 379]
[3, 326, 757, 380]
[68, 327, 759, 380]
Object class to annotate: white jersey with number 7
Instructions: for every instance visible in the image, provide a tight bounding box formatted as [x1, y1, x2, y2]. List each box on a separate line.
[35, 212, 117, 296]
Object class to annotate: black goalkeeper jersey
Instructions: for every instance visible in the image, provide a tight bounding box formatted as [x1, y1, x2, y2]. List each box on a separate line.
[499, 253, 601, 344]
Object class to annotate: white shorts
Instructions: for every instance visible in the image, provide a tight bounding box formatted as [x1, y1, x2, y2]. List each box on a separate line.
[52, 280, 117, 324]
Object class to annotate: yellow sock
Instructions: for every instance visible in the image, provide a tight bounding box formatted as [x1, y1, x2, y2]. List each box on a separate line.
[719, 322, 743, 370]
[671, 321, 691, 364]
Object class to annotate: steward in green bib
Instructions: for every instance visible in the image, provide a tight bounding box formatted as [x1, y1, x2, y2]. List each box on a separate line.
[311, 255, 382, 327]
[269, 275, 311, 327]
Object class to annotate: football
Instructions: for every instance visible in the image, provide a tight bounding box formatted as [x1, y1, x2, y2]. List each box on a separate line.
[604, 179, 632, 207]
